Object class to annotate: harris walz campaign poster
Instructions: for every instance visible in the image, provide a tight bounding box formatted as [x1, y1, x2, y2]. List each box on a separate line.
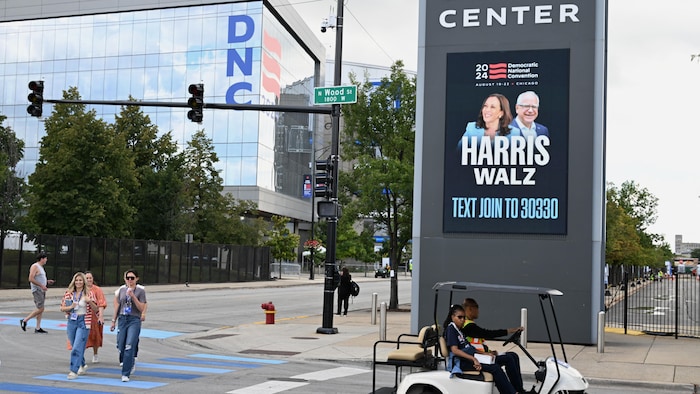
[443, 49, 569, 235]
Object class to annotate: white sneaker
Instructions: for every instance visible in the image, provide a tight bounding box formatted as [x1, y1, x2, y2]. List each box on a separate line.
[92, 355, 99, 363]
[121, 375, 129, 382]
[78, 364, 87, 375]
[119, 362, 123, 367]
[67, 372, 78, 380]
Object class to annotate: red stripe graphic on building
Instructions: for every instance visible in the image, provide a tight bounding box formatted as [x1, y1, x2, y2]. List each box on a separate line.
[488, 62, 507, 80]
[262, 29, 282, 98]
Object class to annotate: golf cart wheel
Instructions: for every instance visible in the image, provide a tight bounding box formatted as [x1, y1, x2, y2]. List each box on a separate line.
[406, 384, 442, 394]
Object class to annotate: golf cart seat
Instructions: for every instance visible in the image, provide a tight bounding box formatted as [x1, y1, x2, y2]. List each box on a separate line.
[372, 325, 440, 392]
[438, 336, 493, 382]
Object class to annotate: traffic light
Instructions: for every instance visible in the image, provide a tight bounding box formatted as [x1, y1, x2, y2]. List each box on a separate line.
[187, 83, 204, 123]
[27, 81, 44, 117]
[314, 157, 334, 199]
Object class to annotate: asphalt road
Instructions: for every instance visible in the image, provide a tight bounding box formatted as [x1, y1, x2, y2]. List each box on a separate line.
[0, 279, 408, 393]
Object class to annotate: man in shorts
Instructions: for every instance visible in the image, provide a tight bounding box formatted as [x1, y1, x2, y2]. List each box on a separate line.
[20, 253, 54, 333]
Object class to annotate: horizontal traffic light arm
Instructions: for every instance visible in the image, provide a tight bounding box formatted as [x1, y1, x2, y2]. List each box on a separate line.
[43, 99, 333, 115]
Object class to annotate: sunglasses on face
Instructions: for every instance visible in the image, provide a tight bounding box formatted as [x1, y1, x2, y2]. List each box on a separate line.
[126, 276, 136, 280]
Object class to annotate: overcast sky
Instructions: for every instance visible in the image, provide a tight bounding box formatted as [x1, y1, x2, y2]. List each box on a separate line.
[290, 0, 700, 251]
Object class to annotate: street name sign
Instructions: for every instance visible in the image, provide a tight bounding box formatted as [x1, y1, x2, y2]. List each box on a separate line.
[313, 85, 357, 105]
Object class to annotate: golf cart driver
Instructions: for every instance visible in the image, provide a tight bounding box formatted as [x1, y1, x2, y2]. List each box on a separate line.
[395, 282, 588, 394]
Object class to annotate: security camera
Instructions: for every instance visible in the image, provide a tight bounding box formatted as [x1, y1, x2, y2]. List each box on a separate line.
[321, 18, 329, 33]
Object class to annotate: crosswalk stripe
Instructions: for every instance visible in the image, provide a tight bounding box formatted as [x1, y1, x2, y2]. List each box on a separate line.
[159, 357, 264, 368]
[190, 353, 288, 365]
[291, 366, 369, 381]
[35, 374, 167, 389]
[0, 382, 117, 394]
[226, 380, 308, 394]
[0, 315, 181, 339]
[135, 362, 233, 373]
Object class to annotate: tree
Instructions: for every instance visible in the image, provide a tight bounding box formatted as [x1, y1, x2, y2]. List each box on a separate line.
[691, 249, 700, 259]
[0, 115, 26, 233]
[340, 61, 415, 309]
[27, 87, 136, 237]
[606, 181, 671, 270]
[265, 215, 299, 262]
[113, 100, 185, 240]
[179, 129, 228, 243]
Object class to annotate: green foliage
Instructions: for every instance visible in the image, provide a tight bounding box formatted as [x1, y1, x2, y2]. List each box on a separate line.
[691, 249, 700, 259]
[0, 115, 27, 232]
[23, 94, 264, 245]
[340, 61, 415, 308]
[265, 215, 299, 262]
[113, 99, 185, 240]
[606, 181, 670, 268]
[27, 87, 136, 237]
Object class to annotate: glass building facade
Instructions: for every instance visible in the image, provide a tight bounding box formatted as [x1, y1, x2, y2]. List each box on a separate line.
[0, 1, 320, 214]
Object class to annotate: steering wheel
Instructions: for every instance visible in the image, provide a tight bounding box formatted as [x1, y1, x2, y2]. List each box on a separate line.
[503, 329, 522, 346]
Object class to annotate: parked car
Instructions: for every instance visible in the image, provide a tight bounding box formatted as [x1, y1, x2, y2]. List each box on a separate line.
[375, 268, 389, 278]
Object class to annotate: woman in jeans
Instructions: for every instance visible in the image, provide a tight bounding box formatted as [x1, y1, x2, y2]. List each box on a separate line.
[110, 269, 147, 382]
[60, 272, 98, 380]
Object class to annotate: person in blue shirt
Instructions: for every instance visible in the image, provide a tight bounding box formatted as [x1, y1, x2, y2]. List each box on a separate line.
[457, 93, 520, 150]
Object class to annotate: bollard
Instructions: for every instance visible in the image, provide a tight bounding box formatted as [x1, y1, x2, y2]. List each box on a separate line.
[371, 293, 378, 325]
[520, 308, 528, 348]
[379, 301, 387, 340]
[597, 311, 605, 353]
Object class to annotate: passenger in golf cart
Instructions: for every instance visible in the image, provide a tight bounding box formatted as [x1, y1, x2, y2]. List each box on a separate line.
[443, 304, 533, 394]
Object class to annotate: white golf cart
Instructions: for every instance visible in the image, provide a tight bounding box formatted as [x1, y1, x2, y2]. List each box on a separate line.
[392, 281, 588, 394]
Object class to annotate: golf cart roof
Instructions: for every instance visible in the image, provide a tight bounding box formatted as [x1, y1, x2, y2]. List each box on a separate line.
[431, 281, 563, 297]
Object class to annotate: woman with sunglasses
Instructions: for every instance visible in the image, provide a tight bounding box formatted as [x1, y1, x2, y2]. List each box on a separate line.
[110, 269, 147, 382]
[443, 304, 525, 394]
[443, 304, 481, 374]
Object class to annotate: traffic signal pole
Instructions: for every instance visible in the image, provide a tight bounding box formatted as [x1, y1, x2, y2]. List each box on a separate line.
[316, 0, 344, 335]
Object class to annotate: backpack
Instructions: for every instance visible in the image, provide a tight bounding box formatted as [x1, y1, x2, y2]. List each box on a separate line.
[350, 280, 360, 297]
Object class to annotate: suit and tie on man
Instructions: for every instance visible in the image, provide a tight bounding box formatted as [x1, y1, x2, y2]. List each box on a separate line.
[510, 91, 549, 138]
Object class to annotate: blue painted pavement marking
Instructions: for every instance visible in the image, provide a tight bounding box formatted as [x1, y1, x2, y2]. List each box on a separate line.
[34, 374, 167, 389]
[159, 357, 264, 368]
[0, 382, 117, 394]
[135, 362, 233, 374]
[0, 315, 181, 339]
[88, 367, 203, 380]
[189, 353, 288, 365]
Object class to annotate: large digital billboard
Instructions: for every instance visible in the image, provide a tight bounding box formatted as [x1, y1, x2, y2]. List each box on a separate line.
[414, 0, 606, 344]
[444, 49, 569, 234]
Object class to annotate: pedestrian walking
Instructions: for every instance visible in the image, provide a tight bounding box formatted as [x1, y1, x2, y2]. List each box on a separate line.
[60, 272, 98, 379]
[85, 271, 107, 363]
[20, 253, 54, 333]
[110, 269, 147, 382]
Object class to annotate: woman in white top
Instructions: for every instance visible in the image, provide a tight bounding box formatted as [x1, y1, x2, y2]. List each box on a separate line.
[60, 272, 97, 380]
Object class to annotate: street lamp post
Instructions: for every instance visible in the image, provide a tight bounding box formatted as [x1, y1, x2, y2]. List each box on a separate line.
[317, 0, 344, 335]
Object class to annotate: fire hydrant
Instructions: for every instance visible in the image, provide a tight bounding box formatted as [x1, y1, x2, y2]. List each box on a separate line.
[261, 301, 276, 324]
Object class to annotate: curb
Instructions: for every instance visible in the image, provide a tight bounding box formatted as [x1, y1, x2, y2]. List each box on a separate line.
[586, 377, 697, 393]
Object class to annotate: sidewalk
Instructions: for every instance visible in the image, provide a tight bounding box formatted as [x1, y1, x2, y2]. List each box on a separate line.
[3, 276, 699, 392]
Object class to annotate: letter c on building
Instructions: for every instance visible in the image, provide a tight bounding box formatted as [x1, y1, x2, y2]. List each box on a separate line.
[439, 10, 457, 28]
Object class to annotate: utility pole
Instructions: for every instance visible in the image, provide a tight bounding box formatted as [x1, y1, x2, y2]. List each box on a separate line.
[317, 0, 344, 335]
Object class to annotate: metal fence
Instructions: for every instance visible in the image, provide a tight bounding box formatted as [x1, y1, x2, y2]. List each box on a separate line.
[0, 233, 271, 289]
[605, 271, 700, 338]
